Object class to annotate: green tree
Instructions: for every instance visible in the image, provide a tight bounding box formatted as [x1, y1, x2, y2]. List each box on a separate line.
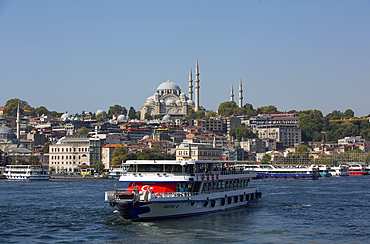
[111, 146, 129, 165]
[4, 98, 28, 116]
[255, 105, 277, 115]
[218, 101, 238, 117]
[76, 127, 90, 135]
[261, 154, 271, 164]
[135, 111, 141, 120]
[298, 109, 324, 141]
[154, 114, 163, 119]
[204, 110, 217, 120]
[108, 105, 127, 119]
[35, 106, 49, 116]
[128, 107, 136, 120]
[343, 109, 355, 118]
[92, 160, 105, 173]
[44, 143, 51, 154]
[152, 144, 161, 153]
[144, 113, 153, 120]
[12, 158, 27, 165]
[229, 125, 257, 141]
[24, 105, 36, 116]
[28, 156, 40, 165]
[243, 103, 257, 117]
[96, 113, 104, 121]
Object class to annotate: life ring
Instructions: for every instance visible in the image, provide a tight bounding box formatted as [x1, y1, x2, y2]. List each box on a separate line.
[221, 198, 226, 206]
[201, 174, 205, 180]
[109, 202, 115, 207]
[204, 201, 208, 207]
[227, 197, 232, 204]
[211, 174, 214, 180]
[216, 174, 219, 180]
[133, 201, 140, 208]
[207, 174, 209, 180]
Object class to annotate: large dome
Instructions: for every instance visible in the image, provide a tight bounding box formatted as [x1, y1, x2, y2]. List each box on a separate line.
[156, 80, 181, 90]
[0, 126, 14, 135]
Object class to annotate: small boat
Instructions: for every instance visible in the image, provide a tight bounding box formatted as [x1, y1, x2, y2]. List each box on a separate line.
[310, 165, 331, 177]
[105, 160, 261, 221]
[108, 165, 128, 179]
[241, 164, 319, 180]
[347, 163, 368, 175]
[4, 165, 50, 180]
[328, 165, 349, 176]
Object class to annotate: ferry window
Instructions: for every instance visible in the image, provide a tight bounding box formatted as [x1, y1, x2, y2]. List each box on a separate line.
[138, 164, 163, 172]
[165, 165, 182, 173]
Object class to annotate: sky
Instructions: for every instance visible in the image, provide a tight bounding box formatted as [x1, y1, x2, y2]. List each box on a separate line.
[0, 0, 369, 117]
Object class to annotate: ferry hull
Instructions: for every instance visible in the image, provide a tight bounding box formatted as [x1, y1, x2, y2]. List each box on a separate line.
[6, 175, 50, 181]
[108, 189, 261, 221]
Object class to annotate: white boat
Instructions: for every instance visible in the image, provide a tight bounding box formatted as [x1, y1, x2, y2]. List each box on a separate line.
[4, 165, 50, 180]
[108, 165, 128, 179]
[240, 164, 319, 180]
[105, 160, 261, 221]
[347, 163, 368, 175]
[328, 165, 349, 176]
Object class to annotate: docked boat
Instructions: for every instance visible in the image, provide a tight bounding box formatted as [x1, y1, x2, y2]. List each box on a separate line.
[105, 160, 261, 221]
[108, 165, 128, 179]
[347, 163, 368, 175]
[240, 164, 319, 180]
[328, 165, 349, 176]
[4, 165, 50, 180]
[310, 165, 331, 177]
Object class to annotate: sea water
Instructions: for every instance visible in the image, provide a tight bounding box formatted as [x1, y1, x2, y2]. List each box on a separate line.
[1, 176, 369, 243]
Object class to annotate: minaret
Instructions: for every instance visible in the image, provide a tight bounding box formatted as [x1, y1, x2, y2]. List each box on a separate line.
[194, 59, 200, 111]
[16, 102, 20, 144]
[238, 77, 243, 108]
[230, 84, 234, 102]
[188, 66, 193, 101]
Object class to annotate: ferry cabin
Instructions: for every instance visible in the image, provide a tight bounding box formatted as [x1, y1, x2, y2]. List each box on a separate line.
[105, 160, 261, 221]
[5, 165, 50, 180]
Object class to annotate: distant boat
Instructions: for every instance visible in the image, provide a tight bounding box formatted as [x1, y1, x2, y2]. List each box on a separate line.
[329, 165, 349, 176]
[240, 164, 319, 180]
[347, 163, 368, 175]
[4, 165, 50, 180]
[108, 165, 128, 179]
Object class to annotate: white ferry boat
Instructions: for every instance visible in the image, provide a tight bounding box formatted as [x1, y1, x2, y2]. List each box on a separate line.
[108, 165, 128, 179]
[347, 163, 368, 175]
[328, 165, 349, 176]
[4, 165, 50, 180]
[105, 160, 261, 221]
[240, 164, 319, 180]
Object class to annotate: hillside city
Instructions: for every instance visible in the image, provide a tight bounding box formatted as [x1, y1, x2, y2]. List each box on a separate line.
[1, 94, 369, 175]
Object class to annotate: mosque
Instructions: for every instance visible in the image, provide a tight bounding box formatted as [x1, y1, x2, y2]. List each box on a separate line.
[140, 60, 244, 120]
[140, 60, 201, 120]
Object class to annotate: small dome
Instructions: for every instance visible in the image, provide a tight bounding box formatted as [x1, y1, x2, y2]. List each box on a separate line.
[146, 99, 155, 104]
[156, 80, 181, 90]
[96, 109, 106, 115]
[187, 100, 194, 104]
[160, 100, 164, 103]
[146, 95, 154, 100]
[163, 115, 172, 121]
[61, 112, 71, 119]
[0, 126, 14, 135]
[142, 135, 150, 140]
[166, 99, 175, 105]
[117, 115, 126, 120]
[176, 100, 182, 104]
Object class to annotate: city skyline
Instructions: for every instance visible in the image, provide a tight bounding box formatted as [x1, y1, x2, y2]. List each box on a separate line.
[1, 1, 369, 116]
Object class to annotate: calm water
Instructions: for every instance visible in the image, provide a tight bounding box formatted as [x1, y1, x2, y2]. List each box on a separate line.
[1, 176, 370, 243]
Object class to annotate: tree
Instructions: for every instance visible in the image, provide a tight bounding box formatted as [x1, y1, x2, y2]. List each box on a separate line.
[261, 154, 271, 164]
[43, 143, 51, 154]
[255, 105, 277, 115]
[135, 111, 141, 120]
[96, 113, 104, 121]
[218, 101, 238, 117]
[92, 160, 104, 173]
[108, 105, 127, 119]
[154, 114, 163, 119]
[35, 106, 49, 116]
[144, 113, 153, 120]
[4, 98, 28, 116]
[76, 127, 90, 135]
[111, 146, 129, 165]
[204, 110, 217, 120]
[128, 107, 136, 120]
[28, 156, 40, 165]
[229, 125, 257, 141]
[344, 109, 355, 118]
[24, 105, 36, 116]
[152, 144, 161, 153]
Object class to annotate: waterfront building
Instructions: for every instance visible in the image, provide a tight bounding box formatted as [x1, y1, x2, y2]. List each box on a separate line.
[176, 139, 222, 161]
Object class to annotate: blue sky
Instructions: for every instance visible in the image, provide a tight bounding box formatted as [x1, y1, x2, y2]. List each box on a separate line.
[1, 0, 369, 116]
